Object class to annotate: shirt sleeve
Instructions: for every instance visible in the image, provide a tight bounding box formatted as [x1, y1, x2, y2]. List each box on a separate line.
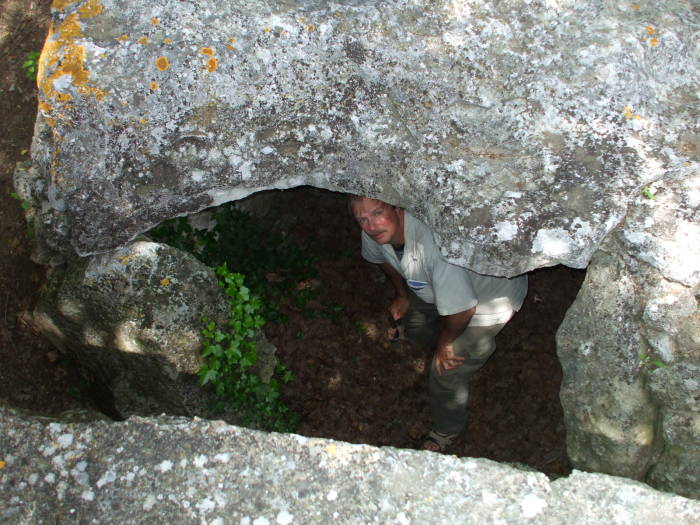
[360, 231, 387, 264]
[429, 251, 478, 316]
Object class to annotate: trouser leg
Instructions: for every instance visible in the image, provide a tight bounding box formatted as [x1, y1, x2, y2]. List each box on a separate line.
[403, 292, 440, 347]
[429, 322, 506, 435]
[402, 293, 509, 435]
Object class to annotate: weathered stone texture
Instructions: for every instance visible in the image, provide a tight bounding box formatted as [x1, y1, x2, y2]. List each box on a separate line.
[20, 0, 698, 276]
[2, 405, 699, 525]
[14, 0, 700, 502]
[32, 240, 252, 421]
[557, 170, 700, 498]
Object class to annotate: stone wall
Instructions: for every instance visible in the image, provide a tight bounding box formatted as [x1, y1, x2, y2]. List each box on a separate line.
[2, 405, 699, 524]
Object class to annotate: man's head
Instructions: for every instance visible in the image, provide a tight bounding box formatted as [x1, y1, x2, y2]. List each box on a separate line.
[349, 196, 405, 246]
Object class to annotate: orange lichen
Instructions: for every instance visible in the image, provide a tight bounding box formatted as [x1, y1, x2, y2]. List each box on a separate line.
[649, 37, 659, 47]
[645, 26, 656, 35]
[38, 10, 104, 103]
[150, 81, 159, 91]
[206, 57, 218, 72]
[52, 0, 79, 11]
[200, 47, 215, 56]
[78, 0, 104, 18]
[160, 278, 170, 286]
[163, 37, 173, 44]
[137, 36, 151, 45]
[228, 37, 236, 43]
[155, 56, 170, 71]
[151, 17, 160, 25]
[116, 34, 129, 41]
[264, 27, 271, 33]
[226, 44, 235, 51]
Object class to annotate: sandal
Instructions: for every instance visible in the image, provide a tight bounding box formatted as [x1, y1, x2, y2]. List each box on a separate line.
[421, 430, 459, 453]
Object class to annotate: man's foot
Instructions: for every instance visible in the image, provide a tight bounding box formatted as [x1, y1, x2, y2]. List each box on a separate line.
[421, 430, 459, 453]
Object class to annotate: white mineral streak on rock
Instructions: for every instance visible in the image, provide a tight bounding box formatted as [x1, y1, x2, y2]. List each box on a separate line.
[276, 510, 294, 525]
[495, 221, 518, 241]
[57, 433, 74, 448]
[532, 228, 570, 257]
[156, 459, 173, 472]
[521, 493, 547, 518]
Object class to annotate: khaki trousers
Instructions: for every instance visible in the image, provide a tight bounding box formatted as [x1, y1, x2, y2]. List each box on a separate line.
[403, 292, 508, 435]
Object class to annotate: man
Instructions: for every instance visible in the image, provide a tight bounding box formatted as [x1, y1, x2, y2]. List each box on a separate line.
[350, 196, 527, 452]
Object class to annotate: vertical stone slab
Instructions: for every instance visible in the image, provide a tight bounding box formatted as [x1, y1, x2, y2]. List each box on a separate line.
[557, 241, 658, 480]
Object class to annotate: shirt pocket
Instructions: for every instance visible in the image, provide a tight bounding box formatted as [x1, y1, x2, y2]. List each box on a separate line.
[407, 279, 429, 290]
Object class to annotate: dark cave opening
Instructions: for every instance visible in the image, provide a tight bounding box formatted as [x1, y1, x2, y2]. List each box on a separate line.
[196, 186, 586, 478]
[38, 185, 585, 478]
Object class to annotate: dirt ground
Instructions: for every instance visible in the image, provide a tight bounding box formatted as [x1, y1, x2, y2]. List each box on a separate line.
[0, 0, 584, 478]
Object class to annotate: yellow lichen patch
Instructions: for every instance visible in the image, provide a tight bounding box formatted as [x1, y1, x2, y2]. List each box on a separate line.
[118, 254, 136, 265]
[684, 162, 692, 167]
[645, 26, 656, 35]
[137, 36, 151, 45]
[55, 92, 73, 102]
[623, 106, 634, 119]
[163, 37, 173, 44]
[228, 37, 236, 43]
[306, 24, 316, 32]
[116, 34, 129, 41]
[39, 102, 52, 113]
[45, 117, 57, 127]
[226, 44, 235, 51]
[78, 0, 104, 18]
[631, 3, 639, 8]
[52, 0, 79, 11]
[649, 37, 660, 47]
[160, 278, 170, 286]
[139, 117, 148, 124]
[150, 81, 159, 91]
[264, 26, 271, 33]
[151, 17, 160, 25]
[200, 47, 215, 56]
[0, 460, 5, 469]
[155, 55, 170, 71]
[206, 57, 218, 72]
[77, 86, 107, 101]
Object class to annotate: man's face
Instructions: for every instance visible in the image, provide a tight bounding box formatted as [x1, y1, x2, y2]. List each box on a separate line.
[351, 198, 404, 245]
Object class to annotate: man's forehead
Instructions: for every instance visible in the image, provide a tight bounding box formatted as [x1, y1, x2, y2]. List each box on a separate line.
[353, 198, 385, 212]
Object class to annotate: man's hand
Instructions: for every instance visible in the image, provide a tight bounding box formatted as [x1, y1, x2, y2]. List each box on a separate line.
[433, 307, 476, 375]
[388, 294, 409, 321]
[434, 343, 465, 375]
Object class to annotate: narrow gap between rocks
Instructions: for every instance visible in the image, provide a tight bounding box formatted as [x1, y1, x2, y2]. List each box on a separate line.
[186, 186, 585, 478]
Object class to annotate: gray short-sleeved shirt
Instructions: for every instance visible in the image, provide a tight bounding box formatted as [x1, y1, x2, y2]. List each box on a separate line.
[361, 212, 527, 326]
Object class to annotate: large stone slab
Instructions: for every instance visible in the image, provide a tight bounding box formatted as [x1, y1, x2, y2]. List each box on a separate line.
[2, 405, 699, 524]
[22, 0, 699, 275]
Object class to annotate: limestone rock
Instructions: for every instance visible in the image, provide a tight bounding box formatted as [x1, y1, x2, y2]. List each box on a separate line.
[32, 239, 274, 421]
[2, 405, 699, 525]
[18, 0, 699, 276]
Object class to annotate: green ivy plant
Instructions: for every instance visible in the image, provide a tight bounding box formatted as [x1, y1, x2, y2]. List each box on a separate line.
[640, 185, 655, 200]
[200, 264, 299, 432]
[638, 352, 665, 372]
[10, 192, 34, 238]
[22, 50, 40, 80]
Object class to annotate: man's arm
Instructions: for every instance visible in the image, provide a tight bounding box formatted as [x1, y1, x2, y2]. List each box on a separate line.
[434, 307, 476, 375]
[378, 262, 410, 320]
